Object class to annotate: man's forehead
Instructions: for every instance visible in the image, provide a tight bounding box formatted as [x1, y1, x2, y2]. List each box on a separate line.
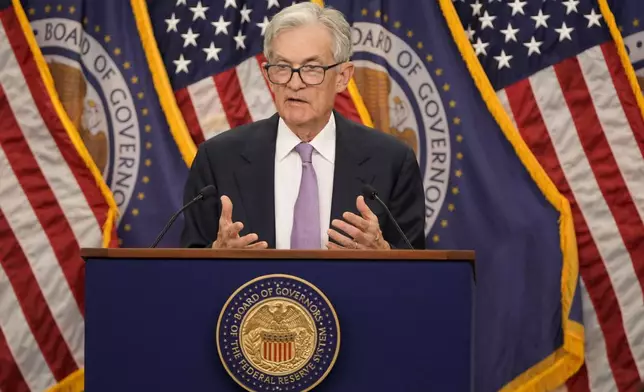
[271, 24, 334, 61]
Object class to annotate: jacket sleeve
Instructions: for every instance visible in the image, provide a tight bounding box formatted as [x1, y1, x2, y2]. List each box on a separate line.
[386, 146, 426, 250]
[180, 144, 220, 248]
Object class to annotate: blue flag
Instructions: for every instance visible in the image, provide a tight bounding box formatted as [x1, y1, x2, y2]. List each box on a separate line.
[24, 0, 190, 247]
[323, 0, 583, 390]
[610, 0, 644, 89]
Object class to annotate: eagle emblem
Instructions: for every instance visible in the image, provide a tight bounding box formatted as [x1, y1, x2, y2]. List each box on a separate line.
[241, 300, 316, 374]
[48, 60, 108, 174]
[354, 66, 419, 155]
[217, 274, 340, 392]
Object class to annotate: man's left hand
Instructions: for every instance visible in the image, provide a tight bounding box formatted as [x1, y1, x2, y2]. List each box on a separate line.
[327, 196, 390, 250]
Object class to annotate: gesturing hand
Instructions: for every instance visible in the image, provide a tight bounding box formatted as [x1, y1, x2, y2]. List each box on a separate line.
[212, 196, 268, 249]
[327, 196, 390, 250]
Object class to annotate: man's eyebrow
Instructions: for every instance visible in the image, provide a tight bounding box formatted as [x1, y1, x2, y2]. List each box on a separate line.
[271, 55, 324, 64]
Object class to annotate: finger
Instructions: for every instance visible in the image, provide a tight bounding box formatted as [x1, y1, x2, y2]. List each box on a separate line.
[356, 195, 378, 222]
[342, 212, 370, 232]
[222, 221, 244, 238]
[331, 219, 366, 243]
[326, 241, 344, 250]
[246, 241, 268, 249]
[327, 228, 360, 249]
[219, 195, 233, 223]
[231, 233, 260, 248]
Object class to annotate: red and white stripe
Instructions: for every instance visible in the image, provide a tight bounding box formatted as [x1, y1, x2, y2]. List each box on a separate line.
[0, 5, 113, 391]
[176, 54, 277, 144]
[262, 341, 294, 363]
[498, 41, 644, 392]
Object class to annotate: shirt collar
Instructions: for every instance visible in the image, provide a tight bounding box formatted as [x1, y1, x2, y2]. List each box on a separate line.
[275, 112, 336, 163]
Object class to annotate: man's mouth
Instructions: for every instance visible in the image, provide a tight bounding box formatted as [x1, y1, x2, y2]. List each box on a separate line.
[286, 97, 307, 103]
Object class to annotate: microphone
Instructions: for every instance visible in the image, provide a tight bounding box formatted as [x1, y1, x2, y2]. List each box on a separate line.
[361, 184, 414, 250]
[150, 185, 217, 248]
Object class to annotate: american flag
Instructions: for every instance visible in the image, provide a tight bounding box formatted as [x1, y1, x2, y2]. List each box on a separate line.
[148, 0, 369, 146]
[453, 0, 644, 391]
[0, 0, 117, 391]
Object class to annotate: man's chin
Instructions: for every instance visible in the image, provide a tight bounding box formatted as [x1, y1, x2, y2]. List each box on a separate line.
[281, 109, 314, 127]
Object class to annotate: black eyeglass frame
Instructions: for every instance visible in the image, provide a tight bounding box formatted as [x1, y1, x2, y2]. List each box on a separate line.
[263, 61, 345, 86]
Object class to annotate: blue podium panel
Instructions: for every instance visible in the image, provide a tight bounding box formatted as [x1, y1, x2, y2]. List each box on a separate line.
[84, 250, 474, 391]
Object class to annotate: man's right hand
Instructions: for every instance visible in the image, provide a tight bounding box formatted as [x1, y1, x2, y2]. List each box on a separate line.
[212, 195, 268, 249]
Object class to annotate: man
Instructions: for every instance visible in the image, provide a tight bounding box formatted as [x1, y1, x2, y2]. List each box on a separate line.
[181, 2, 425, 250]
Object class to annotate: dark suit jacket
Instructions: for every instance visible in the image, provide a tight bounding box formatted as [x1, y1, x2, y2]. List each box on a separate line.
[181, 111, 426, 249]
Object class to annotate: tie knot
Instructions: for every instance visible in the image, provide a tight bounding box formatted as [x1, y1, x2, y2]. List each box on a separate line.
[294, 143, 314, 163]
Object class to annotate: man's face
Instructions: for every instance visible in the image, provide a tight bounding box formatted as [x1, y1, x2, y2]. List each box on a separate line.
[265, 23, 353, 128]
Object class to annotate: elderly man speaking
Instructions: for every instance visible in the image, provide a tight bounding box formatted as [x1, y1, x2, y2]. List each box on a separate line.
[181, 2, 425, 250]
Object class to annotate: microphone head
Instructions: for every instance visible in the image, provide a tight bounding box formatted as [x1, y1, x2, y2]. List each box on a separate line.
[361, 184, 378, 200]
[199, 185, 217, 199]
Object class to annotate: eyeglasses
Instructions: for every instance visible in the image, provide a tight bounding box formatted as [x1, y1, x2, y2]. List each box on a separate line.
[263, 62, 344, 86]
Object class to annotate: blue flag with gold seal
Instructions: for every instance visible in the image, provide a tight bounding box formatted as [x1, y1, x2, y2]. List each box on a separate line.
[321, 0, 584, 391]
[23, 0, 190, 247]
[609, 0, 644, 92]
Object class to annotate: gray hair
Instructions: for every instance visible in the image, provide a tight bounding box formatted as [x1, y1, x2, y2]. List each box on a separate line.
[263, 2, 353, 63]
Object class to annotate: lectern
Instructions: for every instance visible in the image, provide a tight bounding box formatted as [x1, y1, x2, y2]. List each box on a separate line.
[82, 249, 475, 391]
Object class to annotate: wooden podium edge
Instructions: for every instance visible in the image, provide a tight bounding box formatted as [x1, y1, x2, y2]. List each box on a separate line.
[80, 248, 475, 261]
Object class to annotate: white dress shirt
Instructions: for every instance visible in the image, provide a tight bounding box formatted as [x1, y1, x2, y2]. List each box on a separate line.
[274, 113, 336, 249]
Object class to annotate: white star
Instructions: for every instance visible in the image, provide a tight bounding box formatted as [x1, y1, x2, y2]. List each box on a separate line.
[562, 0, 579, 15]
[181, 28, 199, 47]
[176, 0, 186, 5]
[584, 9, 602, 28]
[240, 4, 252, 23]
[234, 30, 246, 50]
[523, 37, 543, 56]
[470, 0, 483, 16]
[531, 10, 550, 29]
[494, 50, 513, 69]
[507, 0, 527, 16]
[212, 16, 231, 35]
[267, 0, 280, 9]
[190, 1, 208, 21]
[555, 22, 574, 41]
[165, 13, 180, 33]
[257, 16, 270, 36]
[203, 42, 222, 61]
[465, 25, 476, 41]
[500, 22, 519, 42]
[472, 37, 489, 56]
[479, 11, 496, 30]
[224, 0, 237, 9]
[173, 54, 191, 74]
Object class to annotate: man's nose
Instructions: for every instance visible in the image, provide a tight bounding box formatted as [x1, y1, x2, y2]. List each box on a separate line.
[287, 71, 306, 90]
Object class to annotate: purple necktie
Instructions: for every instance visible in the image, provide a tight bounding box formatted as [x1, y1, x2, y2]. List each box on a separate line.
[290, 143, 321, 249]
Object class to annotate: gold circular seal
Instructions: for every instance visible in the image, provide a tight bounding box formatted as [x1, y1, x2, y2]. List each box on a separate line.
[216, 274, 340, 392]
[240, 298, 317, 376]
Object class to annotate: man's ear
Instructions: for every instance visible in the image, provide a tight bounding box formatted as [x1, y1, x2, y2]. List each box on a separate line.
[335, 62, 355, 93]
[260, 61, 275, 92]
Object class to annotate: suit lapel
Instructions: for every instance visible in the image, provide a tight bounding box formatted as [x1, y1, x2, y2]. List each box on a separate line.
[234, 114, 278, 248]
[330, 113, 374, 224]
